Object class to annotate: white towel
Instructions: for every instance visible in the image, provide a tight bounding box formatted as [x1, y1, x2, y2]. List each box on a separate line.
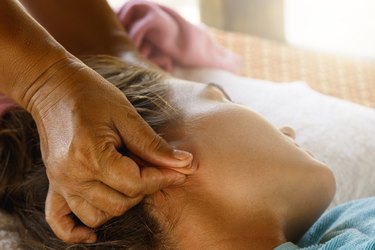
[173, 67, 375, 207]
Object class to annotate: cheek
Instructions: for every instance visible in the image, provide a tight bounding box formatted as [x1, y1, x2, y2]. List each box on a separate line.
[191, 130, 324, 201]
[180, 107, 332, 205]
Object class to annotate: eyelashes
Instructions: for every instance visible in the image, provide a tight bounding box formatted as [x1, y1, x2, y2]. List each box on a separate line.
[207, 82, 233, 102]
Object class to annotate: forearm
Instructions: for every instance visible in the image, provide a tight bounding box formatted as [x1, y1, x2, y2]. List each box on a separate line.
[19, 0, 136, 57]
[0, 0, 70, 108]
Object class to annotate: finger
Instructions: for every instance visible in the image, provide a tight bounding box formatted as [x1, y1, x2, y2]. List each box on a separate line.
[114, 111, 193, 168]
[130, 151, 198, 175]
[100, 153, 145, 198]
[66, 195, 113, 229]
[130, 152, 196, 192]
[141, 166, 188, 195]
[83, 181, 143, 217]
[45, 188, 97, 244]
[101, 153, 187, 197]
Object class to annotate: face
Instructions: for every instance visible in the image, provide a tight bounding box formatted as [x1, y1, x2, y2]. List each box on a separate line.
[154, 78, 336, 247]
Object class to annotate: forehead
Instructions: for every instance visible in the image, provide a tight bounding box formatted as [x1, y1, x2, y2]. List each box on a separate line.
[166, 78, 229, 115]
[167, 78, 207, 99]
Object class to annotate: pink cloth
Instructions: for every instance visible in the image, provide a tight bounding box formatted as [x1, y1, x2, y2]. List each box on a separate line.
[0, 1, 243, 117]
[0, 94, 18, 118]
[117, 0, 242, 74]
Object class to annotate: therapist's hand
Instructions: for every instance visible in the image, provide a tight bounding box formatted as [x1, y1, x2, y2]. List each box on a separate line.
[0, 0, 193, 244]
[31, 57, 193, 244]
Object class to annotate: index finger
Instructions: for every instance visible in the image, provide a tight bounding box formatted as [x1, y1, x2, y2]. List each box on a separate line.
[140, 166, 187, 195]
[99, 151, 187, 199]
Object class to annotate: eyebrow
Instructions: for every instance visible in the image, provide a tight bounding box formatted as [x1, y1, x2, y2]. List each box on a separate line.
[207, 82, 233, 102]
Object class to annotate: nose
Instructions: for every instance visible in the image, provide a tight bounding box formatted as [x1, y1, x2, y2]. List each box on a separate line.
[280, 126, 296, 139]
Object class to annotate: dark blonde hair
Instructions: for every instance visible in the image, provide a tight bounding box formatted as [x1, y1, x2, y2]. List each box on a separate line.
[0, 55, 178, 249]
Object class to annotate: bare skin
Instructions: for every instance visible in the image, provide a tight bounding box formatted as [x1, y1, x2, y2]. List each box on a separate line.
[0, 0, 194, 244]
[18, 0, 148, 65]
[149, 79, 336, 249]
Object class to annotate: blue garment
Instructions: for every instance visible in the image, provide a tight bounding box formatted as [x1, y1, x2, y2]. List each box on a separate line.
[275, 197, 375, 250]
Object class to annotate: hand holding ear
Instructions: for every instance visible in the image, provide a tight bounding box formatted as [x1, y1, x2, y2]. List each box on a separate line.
[30, 58, 194, 243]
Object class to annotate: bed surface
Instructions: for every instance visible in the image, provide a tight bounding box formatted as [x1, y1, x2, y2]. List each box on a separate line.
[212, 28, 375, 108]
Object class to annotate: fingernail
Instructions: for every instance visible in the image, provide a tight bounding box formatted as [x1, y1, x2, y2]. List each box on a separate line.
[173, 149, 192, 161]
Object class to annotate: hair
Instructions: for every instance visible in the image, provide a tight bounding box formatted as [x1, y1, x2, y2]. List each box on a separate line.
[0, 55, 179, 250]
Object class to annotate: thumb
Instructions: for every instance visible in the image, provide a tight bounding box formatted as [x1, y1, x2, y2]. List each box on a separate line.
[115, 110, 193, 169]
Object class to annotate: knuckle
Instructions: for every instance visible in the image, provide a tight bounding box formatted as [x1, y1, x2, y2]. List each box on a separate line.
[44, 215, 74, 243]
[44, 210, 54, 226]
[111, 198, 142, 217]
[142, 168, 165, 193]
[57, 231, 75, 244]
[125, 184, 143, 198]
[110, 202, 129, 217]
[96, 144, 122, 177]
[148, 135, 164, 153]
[85, 214, 106, 228]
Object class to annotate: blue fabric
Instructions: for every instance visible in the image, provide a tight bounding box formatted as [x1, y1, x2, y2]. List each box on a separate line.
[274, 197, 375, 250]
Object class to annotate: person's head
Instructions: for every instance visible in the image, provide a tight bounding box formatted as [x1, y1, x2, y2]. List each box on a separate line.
[0, 55, 336, 249]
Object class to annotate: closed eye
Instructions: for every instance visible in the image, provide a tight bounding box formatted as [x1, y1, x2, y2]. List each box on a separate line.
[207, 82, 233, 102]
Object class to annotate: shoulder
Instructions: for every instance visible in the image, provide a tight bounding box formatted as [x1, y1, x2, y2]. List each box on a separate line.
[301, 197, 375, 248]
[276, 197, 375, 250]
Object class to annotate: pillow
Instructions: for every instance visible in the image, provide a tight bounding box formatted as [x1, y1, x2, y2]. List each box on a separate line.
[173, 67, 375, 207]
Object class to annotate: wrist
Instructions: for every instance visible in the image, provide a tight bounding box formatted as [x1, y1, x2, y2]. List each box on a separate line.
[8, 48, 90, 126]
[5, 48, 73, 110]
[0, 0, 74, 108]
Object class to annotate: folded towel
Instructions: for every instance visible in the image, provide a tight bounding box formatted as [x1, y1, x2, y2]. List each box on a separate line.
[117, 0, 242, 73]
[276, 197, 375, 249]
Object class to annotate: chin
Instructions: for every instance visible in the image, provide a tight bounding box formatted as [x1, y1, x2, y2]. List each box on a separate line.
[307, 160, 337, 212]
[313, 162, 337, 212]
[323, 166, 337, 206]
[290, 165, 336, 242]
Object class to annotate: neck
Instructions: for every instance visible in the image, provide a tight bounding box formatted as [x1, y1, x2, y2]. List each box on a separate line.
[283, 201, 326, 242]
[175, 205, 287, 250]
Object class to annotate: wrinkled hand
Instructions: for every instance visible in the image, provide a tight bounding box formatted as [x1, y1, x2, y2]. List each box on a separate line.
[30, 58, 193, 243]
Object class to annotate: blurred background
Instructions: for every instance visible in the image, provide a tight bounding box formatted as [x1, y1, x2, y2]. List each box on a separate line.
[109, 0, 375, 61]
